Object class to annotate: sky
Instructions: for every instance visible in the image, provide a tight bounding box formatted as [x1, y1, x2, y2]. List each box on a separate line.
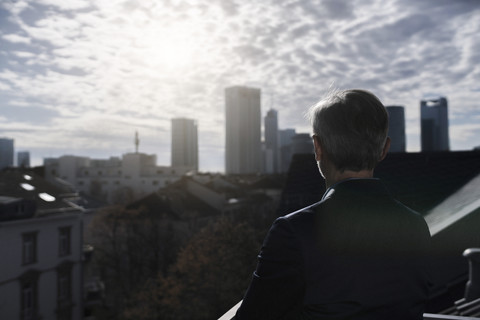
[1, 0, 479, 173]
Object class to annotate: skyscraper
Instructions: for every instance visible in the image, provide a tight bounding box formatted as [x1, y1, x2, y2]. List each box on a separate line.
[279, 128, 296, 172]
[386, 106, 406, 152]
[421, 97, 450, 152]
[225, 86, 261, 174]
[171, 118, 198, 171]
[264, 109, 279, 173]
[17, 151, 30, 168]
[291, 133, 314, 155]
[0, 138, 14, 170]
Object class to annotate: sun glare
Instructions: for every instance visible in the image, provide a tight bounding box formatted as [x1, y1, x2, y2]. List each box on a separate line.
[141, 22, 203, 71]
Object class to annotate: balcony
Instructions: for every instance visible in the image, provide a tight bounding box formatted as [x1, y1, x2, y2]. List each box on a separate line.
[219, 248, 480, 320]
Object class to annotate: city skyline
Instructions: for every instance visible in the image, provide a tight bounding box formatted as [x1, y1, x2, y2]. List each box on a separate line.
[1, 1, 479, 172]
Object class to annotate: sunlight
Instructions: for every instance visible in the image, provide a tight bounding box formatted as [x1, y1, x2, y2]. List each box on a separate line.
[141, 22, 203, 72]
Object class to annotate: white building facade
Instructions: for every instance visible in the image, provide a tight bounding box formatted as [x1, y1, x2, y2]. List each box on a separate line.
[0, 172, 84, 320]
[0, 213, 83, 320]
[44, 153, 191, 203]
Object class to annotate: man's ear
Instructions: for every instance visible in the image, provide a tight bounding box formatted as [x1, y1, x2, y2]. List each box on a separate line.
[379, 137, 391, 162]
[313, 135, 322, 162]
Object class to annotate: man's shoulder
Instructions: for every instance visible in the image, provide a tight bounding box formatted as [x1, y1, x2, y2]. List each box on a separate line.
[282, 199, 326, 223]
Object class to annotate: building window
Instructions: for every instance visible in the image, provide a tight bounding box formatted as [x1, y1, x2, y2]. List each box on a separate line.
[20, 270, 39, 320]
[58, 270, 71, 301]
[21, 281, 36, 320]
[57, 263, 73, 320]
[22, 232, 37, 265]
[59, 227, 71, 257]
[152, 180, 158, 186]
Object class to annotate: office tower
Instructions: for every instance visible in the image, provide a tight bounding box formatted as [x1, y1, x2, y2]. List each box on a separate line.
[421, 97, 450, 151]
[171, 118, 198, 171]
[264, 109, 279, 173]
[17, 151, 30, 167]
[279, 129, 296, 149]
[279, 129, 296, 172]
[225, 86, 262, 174]
[386, 106, 406, 152]
[0, 138, 14, 170]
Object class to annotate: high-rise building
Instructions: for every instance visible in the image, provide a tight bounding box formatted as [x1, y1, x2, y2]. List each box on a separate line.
[171, 118, 198, 171]
[264, 109, 279, 173]
[421, 97, 450, 152]
[0, 138, 14, 170]
[279, 129, 296, 172]
[386, 106, 406, 152]
[225, 86, 262, 174]
[17, 151, 30, 168]
[291, 133, 314, 155]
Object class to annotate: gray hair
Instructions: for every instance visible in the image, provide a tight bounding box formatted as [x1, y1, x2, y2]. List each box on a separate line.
[308, 89, 389, 172]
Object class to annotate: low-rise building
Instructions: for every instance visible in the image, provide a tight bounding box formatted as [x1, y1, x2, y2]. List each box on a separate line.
[0, 170, 84, 320]
[44, 153, 193, 203]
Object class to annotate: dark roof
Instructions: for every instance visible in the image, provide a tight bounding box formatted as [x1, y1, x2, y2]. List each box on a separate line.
[0, 168, 83, 218]
[375, 151, 480, 214]
[127, 177, 221, 220]
[280, 151, 480, 216]
[126, 192, 180, 220]
[248, 175, 286, 190]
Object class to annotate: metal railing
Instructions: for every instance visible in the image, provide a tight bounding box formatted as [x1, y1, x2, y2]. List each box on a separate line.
[218, 305, 480, 320]
[423, 314, 480, 320]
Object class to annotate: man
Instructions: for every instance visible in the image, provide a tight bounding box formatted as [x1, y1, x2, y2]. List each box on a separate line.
[235, 89, 431, 319]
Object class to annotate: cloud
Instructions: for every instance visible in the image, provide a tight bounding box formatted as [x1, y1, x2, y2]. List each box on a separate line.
[11, 51, 35, 58]
[35, 0, 91, 11]
[450, 123, 480, 144]
[2, 33, 31, 44]
[0, 0, 479, 169]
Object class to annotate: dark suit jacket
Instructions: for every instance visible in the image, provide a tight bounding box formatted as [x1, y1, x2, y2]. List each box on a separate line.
[235, 178, 431, 320]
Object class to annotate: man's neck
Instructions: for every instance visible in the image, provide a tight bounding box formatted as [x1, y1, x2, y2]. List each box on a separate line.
[325, 169, 374, 189]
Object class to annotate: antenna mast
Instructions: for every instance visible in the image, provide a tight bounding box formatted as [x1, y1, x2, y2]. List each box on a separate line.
[135, 131, 139, 153]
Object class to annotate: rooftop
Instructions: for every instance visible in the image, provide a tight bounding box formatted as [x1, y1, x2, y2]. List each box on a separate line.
[0, 168, 84, 219]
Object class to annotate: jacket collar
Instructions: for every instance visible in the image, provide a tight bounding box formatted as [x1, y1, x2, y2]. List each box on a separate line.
[322, 178, 388, 201]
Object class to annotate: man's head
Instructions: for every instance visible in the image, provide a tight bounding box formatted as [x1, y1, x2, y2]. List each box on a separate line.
[308, 89, 390, 174]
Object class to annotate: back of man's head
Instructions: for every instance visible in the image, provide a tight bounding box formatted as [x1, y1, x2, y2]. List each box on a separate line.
[309, 89, 389, 172]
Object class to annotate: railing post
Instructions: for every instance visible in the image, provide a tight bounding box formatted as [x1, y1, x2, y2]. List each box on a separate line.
[463, 248, 480, 302]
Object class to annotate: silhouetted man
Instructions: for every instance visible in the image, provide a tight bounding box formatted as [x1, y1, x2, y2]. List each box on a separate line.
[235, 89, 431, 320]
